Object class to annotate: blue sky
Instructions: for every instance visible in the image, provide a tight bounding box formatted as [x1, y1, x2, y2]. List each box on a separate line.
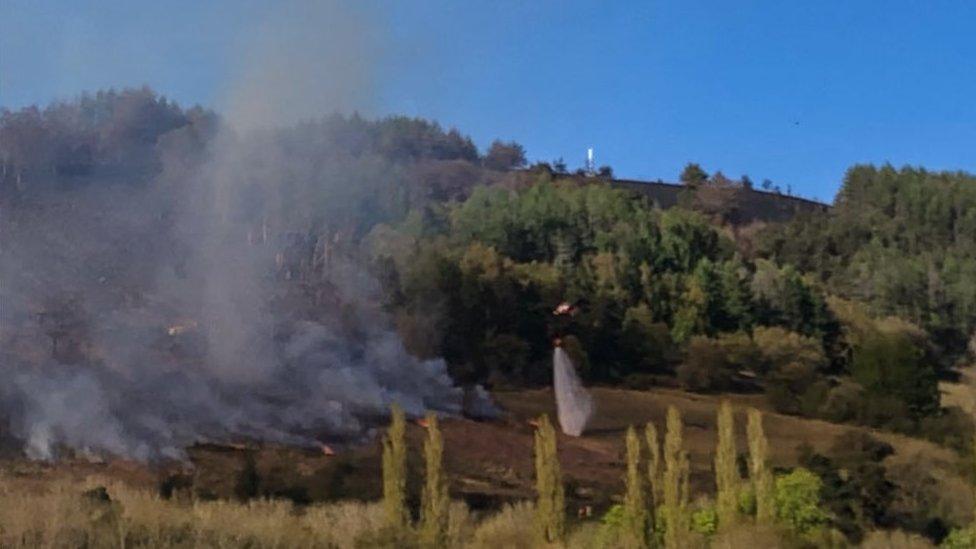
[2, 1, 974, 202]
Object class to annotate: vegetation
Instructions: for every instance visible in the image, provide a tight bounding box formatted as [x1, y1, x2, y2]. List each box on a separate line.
[3, 90, 976, 547]
[714, 400, 740, 529]
[747, 408, 775, 526]
[621, 426, 649, 548]
[421, 413, 450, 548]
[662, 406, 690, 549]
[382, 404, 409, 533]
[533, 414, 564, 544]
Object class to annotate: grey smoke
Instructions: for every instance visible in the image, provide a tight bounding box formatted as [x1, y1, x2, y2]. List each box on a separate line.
[0, 0, 490, 461]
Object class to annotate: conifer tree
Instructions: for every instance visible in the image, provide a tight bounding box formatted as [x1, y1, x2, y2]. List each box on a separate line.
[534, 414, 565, 543]
[420, 412, 449, 548]
[663, 406, 689, 549]
[715, 400, 740, 528]
[382, 403, 409, 531]
[622, 425, 649, 548]
[747, 407, 774, 525]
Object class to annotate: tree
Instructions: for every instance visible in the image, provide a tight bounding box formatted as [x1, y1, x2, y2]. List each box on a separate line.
[850, 330, 939, 419]
[715, 400, 740, 528]
[747, 408, 775, 526]
[484, 140, 527, 171]
[382, 403, 409, 531]
[420, 412, 449, 547]
[774, 468, 829, 535]
[598, 165, 614, 178]
[622, 426, 649, 548]
[663, 406, 689, 549]
[645, 422, 662, 533]
[534, 414, 565, 543]
[679, 163, 709, 187]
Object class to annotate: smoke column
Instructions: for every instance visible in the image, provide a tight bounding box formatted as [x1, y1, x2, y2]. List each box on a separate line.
[0, 0, 486, 461]
[552, 347, 594, 437]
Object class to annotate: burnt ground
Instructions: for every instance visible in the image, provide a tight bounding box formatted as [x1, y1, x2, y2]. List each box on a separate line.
[0, 387, 969, 519]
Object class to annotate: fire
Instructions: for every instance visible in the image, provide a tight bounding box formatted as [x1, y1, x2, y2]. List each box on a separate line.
[416, 418, 430, 428]
[320, 444, 336, 456]
[552, 301, 577, 316]
[527, 419, 540, 428]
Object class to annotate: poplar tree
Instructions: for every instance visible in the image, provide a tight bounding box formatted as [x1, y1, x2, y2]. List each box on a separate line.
[645, 422, 662, 533]
[420, 412, 449, 548]
[534, 414, 565, 543]
[382, 403, 409, 531]
[622, 425, 649, 548]
[663, 406, 689, 549]
[715, 400, 740, 528]
[644, 422, 664, 516]
[747, 407, 775, 525]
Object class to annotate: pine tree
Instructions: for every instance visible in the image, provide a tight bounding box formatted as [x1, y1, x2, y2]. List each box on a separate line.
[420, 412, 449, 548]
[534, 414, 565, 543]
[715, 400, 740, 528]
[663, 406, 688, 549]
[645, 422, 662, 534]
[747, 408, 774, 525]
[622, 425, 649, 548]
[382, 403, 409, 531]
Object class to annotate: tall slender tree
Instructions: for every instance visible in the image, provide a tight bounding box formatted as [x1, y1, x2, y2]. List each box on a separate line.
[534, 414, 565, 543]
[747, 408, 775, 525]
[420, 412, 449, 547]
[645, 421, 662, 533]
[663, 406, 689, 549]
[383, 403, 409, 531]
[715, 400, 740, 528]
[622, 425, 649, 548]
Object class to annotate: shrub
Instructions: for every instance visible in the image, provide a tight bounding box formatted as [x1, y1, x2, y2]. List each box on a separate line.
[690, 504, 718, 536]
[677, 336, 733, 392]
[773, 468, 830, 535]
[941, 526, 976, 549]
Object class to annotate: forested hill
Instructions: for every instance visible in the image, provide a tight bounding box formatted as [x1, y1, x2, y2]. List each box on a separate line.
[0, 87, 825, 227]
[2, 88, 974, 452]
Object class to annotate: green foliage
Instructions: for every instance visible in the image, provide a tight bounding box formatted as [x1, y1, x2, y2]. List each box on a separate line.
[690, 505, 718, 536]
[382, 404, 409, 532]
[774, 468, 830, 535]
[760, 165, 976, 361]
[851, 330, 939, 419]
[798, 432, 898, 544]
[680, 163, 709, 187]
[420, 413, 449, 548]
[533, 414, 564, 543]
[941, 526, 976, 549]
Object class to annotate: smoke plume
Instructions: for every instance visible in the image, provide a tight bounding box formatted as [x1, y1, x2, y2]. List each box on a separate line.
[0, 0, 481, 461]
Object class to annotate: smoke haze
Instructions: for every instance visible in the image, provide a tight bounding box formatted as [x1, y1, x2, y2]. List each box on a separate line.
[0, 0, 477, 461]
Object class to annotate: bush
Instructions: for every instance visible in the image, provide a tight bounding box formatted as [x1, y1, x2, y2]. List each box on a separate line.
[941, 526, 976, 549]
[677, 336, 734, 392]
[773, 468, 830, 535]
[690, 505, 718, 536]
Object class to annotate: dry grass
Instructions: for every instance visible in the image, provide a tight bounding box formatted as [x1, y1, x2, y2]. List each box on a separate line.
[0, 473, 461, 548]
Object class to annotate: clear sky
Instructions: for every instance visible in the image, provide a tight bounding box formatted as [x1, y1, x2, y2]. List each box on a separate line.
[2, 0, 974, 202]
